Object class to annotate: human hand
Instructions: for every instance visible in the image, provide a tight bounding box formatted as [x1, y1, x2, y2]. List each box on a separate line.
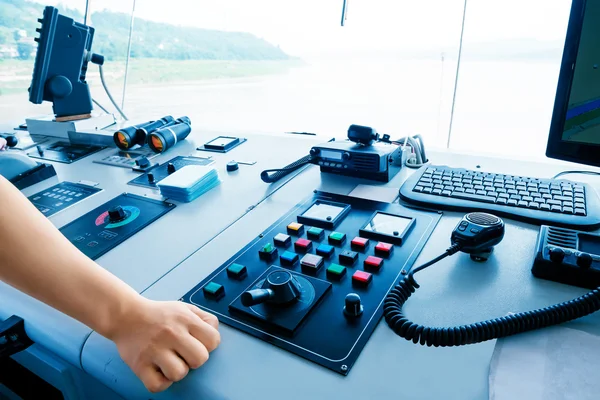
[0, 137, 6, 151]
[106, 298, 220, 393]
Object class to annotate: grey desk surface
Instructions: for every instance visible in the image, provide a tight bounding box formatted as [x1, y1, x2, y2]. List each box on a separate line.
[77, 146, 600, 400]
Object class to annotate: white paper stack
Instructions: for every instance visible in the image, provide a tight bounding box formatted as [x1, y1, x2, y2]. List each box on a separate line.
[157, 165, 221, 202]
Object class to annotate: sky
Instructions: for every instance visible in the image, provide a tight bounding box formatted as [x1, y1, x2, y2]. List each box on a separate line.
[30, 0, 572, 58]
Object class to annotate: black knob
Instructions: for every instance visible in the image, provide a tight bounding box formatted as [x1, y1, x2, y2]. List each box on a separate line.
[108, 206, 126, 222]
[227, 161, 239, 172]
[3, 136, 18, 147]
[147, 172, 155, 183]
[167, 163, 176, 174]
[241, 270, 301, 307]
[577, 253, 593, 269]
[343, 293, 363, 318]
[310, 148, 320, 157]
[549, 247, 565, 264]
[90, 53, 105, 66]
[342, 152, 351, 161]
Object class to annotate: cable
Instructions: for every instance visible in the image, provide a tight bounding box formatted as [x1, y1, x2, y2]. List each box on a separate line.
[552, 170, 600, 180]
[92, 98, 110, 114]
[99, 65, 129, 121]
[383, 246, 600, 347]
[261, 155, 313, 183]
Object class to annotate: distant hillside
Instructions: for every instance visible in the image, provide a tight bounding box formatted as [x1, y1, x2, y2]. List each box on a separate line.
[0, 0, 292, 61]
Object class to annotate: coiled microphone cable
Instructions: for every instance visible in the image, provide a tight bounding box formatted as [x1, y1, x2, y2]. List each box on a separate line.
[384, 213, 600, 347]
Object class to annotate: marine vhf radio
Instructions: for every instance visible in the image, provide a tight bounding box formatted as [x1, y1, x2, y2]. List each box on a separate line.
[261, 124, 407, 184]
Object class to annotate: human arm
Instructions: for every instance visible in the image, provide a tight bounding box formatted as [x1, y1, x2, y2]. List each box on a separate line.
[0, 175, 220, 392]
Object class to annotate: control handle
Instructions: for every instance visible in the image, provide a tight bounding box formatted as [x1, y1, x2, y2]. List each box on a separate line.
[241, 289, 274, 307]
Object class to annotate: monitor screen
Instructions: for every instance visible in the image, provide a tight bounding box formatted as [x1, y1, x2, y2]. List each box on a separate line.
[561, 1, 600, 146]
[546, 0, 600, 167]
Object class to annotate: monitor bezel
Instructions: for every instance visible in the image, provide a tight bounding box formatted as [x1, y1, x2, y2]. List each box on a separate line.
[546, 0, 600, 168]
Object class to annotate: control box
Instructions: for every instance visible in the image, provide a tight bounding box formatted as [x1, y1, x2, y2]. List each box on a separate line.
[182, 192, 441, 375]
[532, 225, 600, 288]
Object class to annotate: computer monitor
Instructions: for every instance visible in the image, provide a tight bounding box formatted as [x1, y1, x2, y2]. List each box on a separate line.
[547, 0, 600, 168]
[29, 6, 104, 119]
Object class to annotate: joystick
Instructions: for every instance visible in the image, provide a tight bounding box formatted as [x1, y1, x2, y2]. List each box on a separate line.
[343, 293, 363, 318]
[108, 206, 127, 222]
[241, 270, 301, 307]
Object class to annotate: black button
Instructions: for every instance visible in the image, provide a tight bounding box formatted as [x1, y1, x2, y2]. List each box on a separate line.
[339, 250, 359, 266]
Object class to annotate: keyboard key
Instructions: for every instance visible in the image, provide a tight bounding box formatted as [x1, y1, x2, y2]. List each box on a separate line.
[450, 192, 496, 204]
[496, 198, 508, 205]
[476, 190, 487, 196]
[442, 190, 452, 196]
[518, 200, 528, 207]
[528, 202, 540, 209]
[540, 204, 551, 211]
[423, 188, 433, 194]
[507, 189, 518, 195]
[518, 191, 530, 197]
[563, 207, 574, 214]
[507, 199, 518, 206]
[433, 189, 442, 195]
[575, 208, 586, 216]
[522, 196, 534, 202]
[487, 191, 498, 197]
[551, 205, 562, 212]
[466, 189, 476, 194]
[547, 199, 561, 206]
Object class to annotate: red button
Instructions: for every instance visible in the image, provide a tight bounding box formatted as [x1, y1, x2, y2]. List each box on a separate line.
[364, 256, 383, 272]
[375, 242, 393, 257]
[351, 237, 369, 251]
[352, 271, 372, 287]
[294, 238, 312, 252]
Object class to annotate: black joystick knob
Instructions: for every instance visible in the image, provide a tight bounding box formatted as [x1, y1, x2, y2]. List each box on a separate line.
[342, 151, 351, 161]
[241, 270, 301, 307]
[108, 206, 127, 222]
[549, 247, 565, 263]
[147, 172, 155, 183]
[577, 253, 593, 269]
[167, 163, 176, 174]
[3, 135, 18, 147]
[343, 293, 363, 318]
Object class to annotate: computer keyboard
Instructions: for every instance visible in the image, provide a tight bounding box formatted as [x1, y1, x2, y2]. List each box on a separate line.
[399, 165, 600, 230]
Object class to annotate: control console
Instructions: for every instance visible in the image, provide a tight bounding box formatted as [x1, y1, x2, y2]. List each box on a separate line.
[183, 193, 441, 375]
[532, 225, 600, 289]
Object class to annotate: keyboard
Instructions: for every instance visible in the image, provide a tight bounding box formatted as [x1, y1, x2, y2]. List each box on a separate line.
[399, 165, 600, 230]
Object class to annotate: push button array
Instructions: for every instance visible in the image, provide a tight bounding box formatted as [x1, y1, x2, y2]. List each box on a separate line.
[307, 227, 325, 241]
[329, 232, 346, 246]
[287, 222, 304, 236]
[259, 243, 278, 261]
[227, 263, 247, 280]
[374, 242, 394, 258]
[351, 237, 369, 251]
[203, 282, 225, 299]
[274, 233, 291, 248]
[294, 238, 312, 253]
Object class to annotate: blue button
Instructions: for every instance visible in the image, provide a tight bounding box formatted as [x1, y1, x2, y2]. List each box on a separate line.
[280, 251, 299, 266]
[316, 244, 335, 258]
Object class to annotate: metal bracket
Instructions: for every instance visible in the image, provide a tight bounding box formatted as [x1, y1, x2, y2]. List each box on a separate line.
[0, 316, 34, 359]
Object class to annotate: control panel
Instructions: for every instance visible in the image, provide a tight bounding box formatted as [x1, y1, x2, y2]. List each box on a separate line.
[59, 193, 175, 260]
[183, 193, 441, 375]
[27, 181, 102, 217]
[532, 225, 600, 289]
[128, 156, 214, 189]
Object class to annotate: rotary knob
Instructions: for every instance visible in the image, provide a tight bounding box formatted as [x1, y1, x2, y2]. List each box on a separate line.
[241, 270, 301, 307]
[342, 152, 351, 161]
[549, 247, 565, 264]
[309, 148, 320, 157]
[108, 206, 126, 222]
[343, 293, 363, 318]
[577, 253, 593, 269]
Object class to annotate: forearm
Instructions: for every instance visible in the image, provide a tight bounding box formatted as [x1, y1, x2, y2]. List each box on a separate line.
[0, 176, 138, 338]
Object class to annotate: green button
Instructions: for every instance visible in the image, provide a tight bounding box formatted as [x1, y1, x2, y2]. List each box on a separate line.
[326, 263, 346, 280]
[228, 263, 245, 274]
[328, 232, 346, 245]
[263, 243, 274, 253]
[203, 282, 224, 298]
[307, 227, 324, 240]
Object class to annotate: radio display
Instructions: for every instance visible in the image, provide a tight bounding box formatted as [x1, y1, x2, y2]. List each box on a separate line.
[320, 150, 343, 161]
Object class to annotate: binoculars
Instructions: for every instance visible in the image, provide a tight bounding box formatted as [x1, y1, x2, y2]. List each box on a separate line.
[113, 115, 191, 153]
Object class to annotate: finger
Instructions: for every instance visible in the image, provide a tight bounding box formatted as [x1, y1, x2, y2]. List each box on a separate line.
[186, 303, 219, 329]
[153, 350, 190, 382]
[138, 365, 173, 393]
[188, 318, 221, 353]
[174, 333, 210, 369]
